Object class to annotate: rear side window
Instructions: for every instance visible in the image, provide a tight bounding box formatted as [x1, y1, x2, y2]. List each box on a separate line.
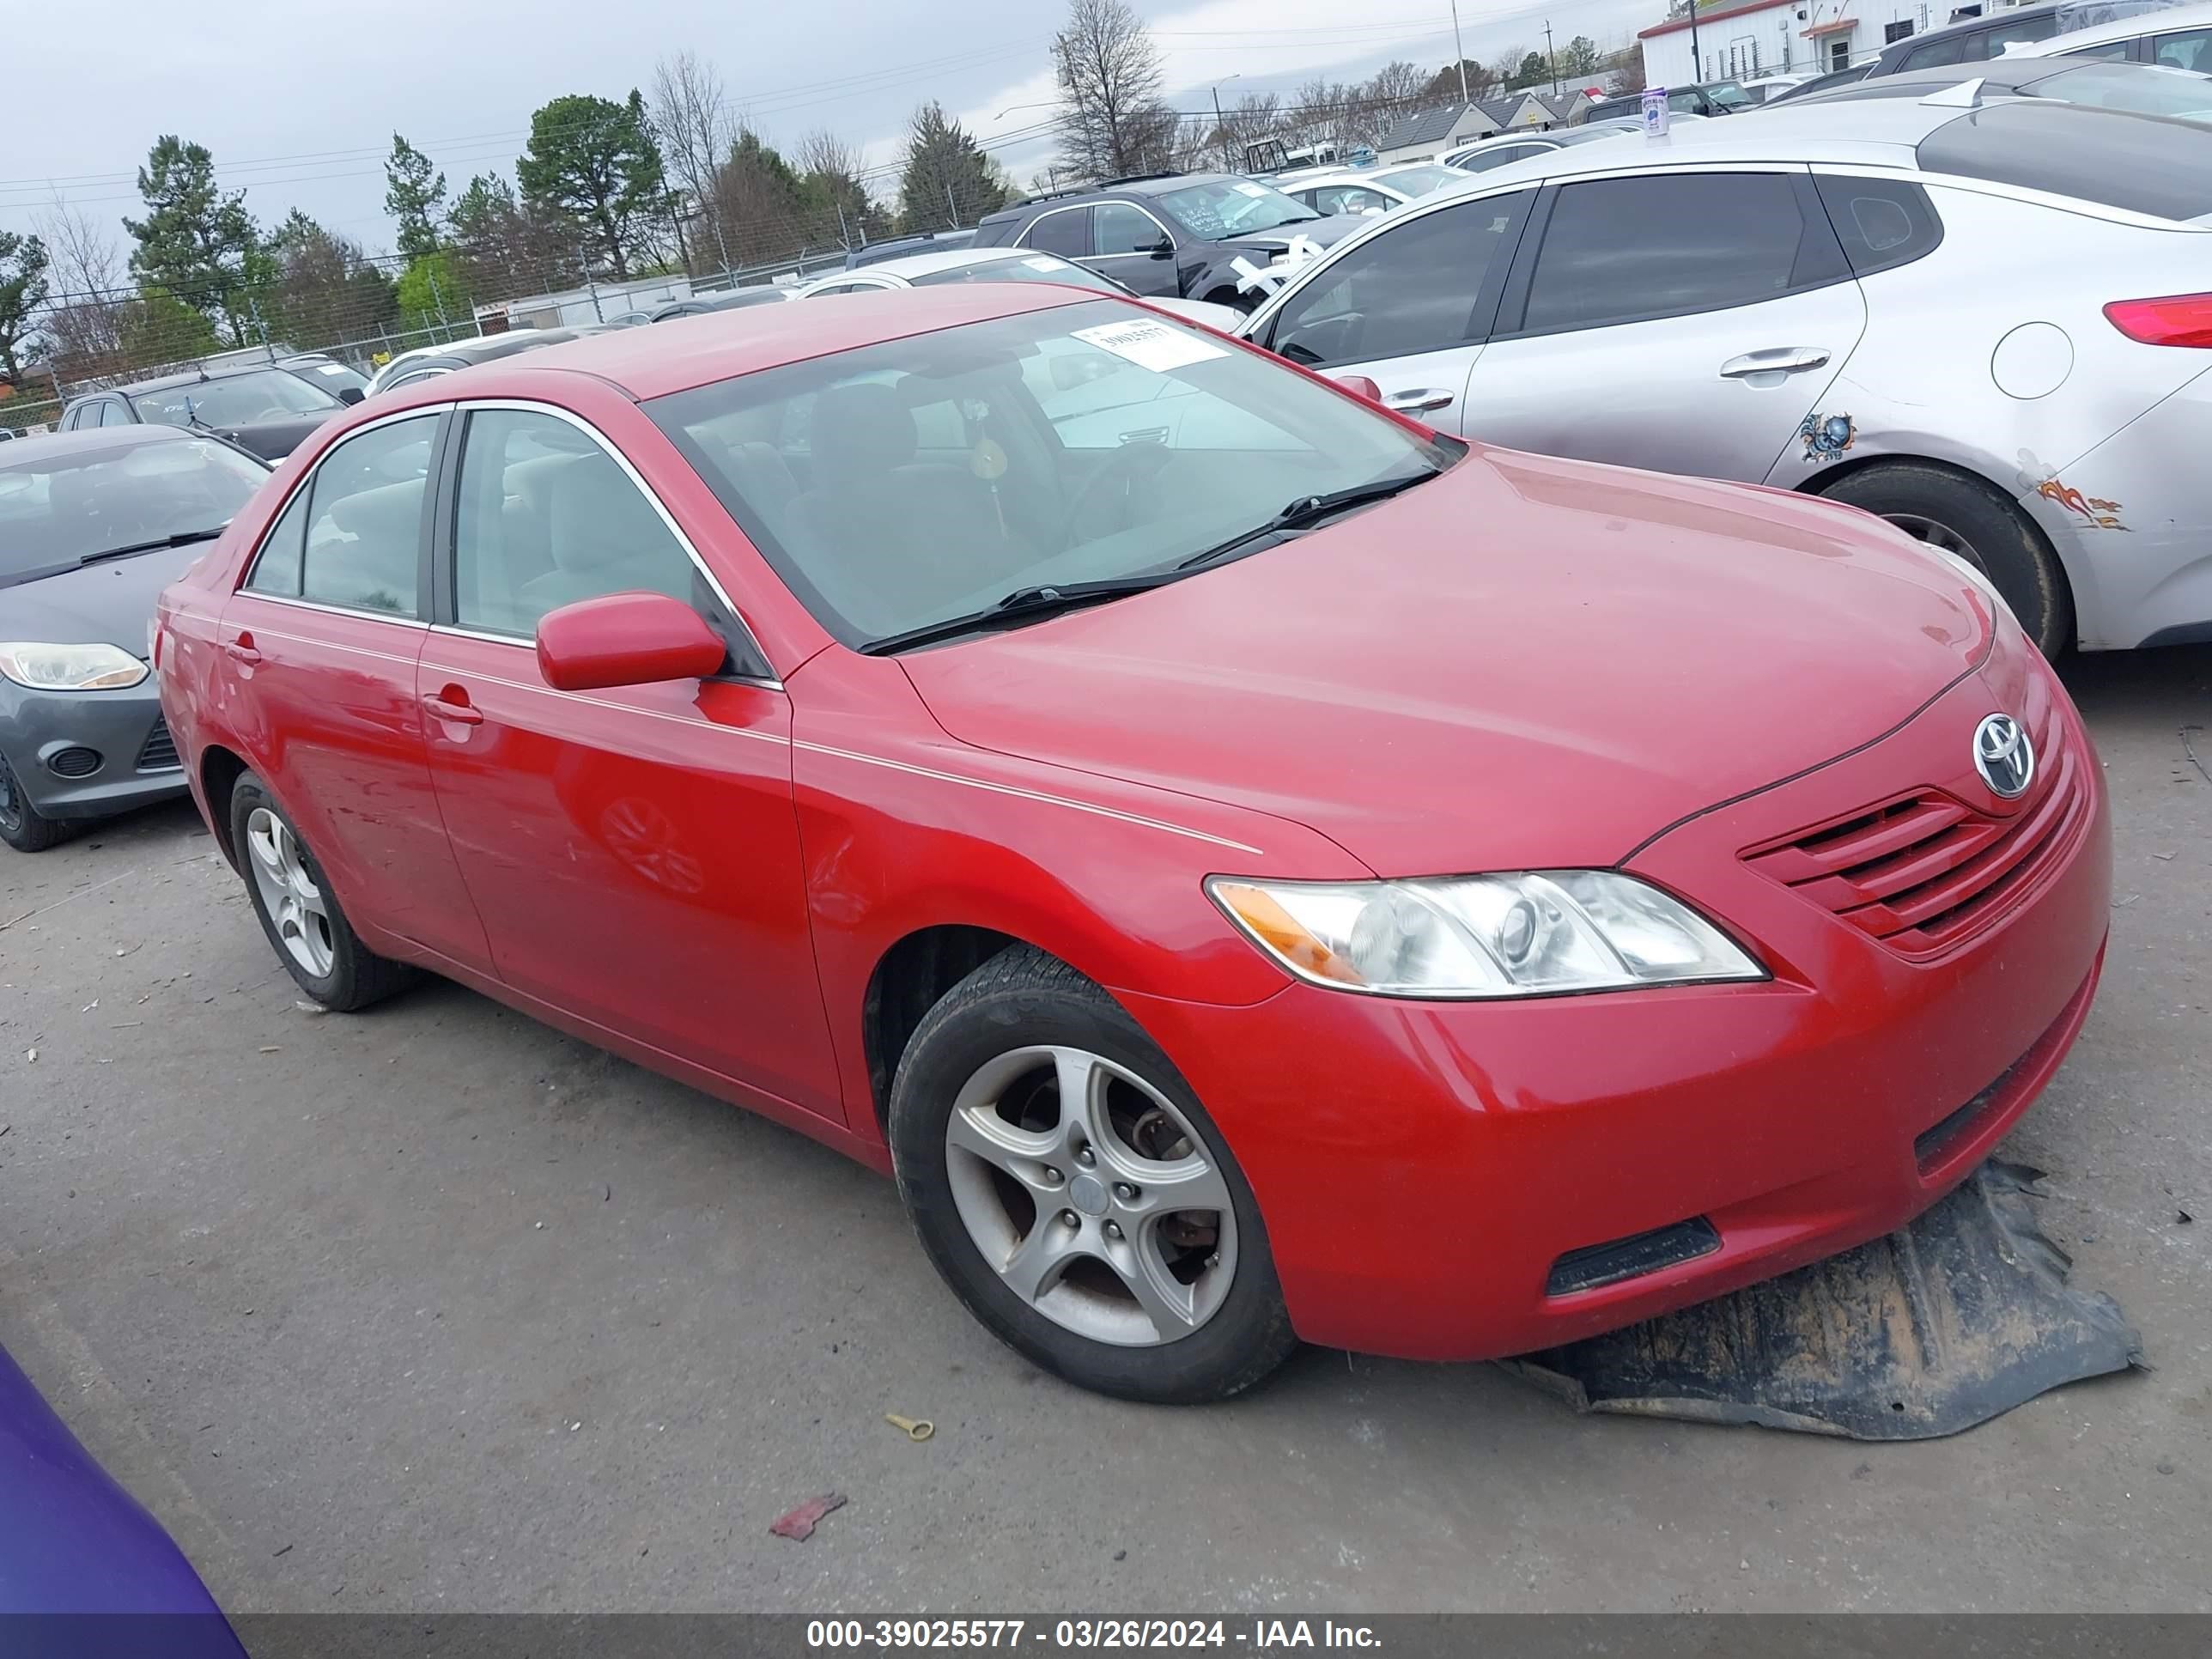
[1267, 191, 1531, 367]
[1515, 173, 1848, 336]
[1023, 208, 1092, 258]
[2152, 25, 2212, 69]
[1915, 103, 2212, 221]
[297, 414, 438, 617]
[1900, 33, 1970, 68]
[245, 485, 312, 597]
[1814, 175, 1945, 276]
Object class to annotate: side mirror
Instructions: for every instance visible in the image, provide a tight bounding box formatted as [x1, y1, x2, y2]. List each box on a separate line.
[1148, 236, 1175, 258]
[536, 591, 729, 691]
[1333, 374, 1383, 403]
[337, 386, 365, 405]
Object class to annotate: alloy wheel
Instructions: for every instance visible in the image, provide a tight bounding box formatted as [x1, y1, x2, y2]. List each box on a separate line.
[1886, 511, 1986, 574]
[245, 806, 336, 978]
[943, 1044, 1239, 1347]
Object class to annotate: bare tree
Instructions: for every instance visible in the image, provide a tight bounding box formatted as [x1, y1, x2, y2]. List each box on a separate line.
[651, 50, 737, 268]
[1053, 0, 1176, 180]
[31, 193, 129, 383]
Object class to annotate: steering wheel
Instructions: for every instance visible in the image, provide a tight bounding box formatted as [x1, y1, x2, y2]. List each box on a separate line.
[1063, 441, 1172, 544]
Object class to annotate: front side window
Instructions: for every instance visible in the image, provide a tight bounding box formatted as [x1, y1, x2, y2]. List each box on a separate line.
[127, 368, 343, 428]
[1094, 203, 1169, 254]
[1903, 33, 1969, 67]
[2153, 26, 2212, 69]
[1154, 179, 1320, 239]
[1022, 209, 1092, 258]
[1314, 184, 1394, 216]
[649, 300, 1455, 650]
[1268, 192, 1531, 367]
[1516, 173, 1844, 336]
[451, 408, 699, 637]
[295, 415, 437, 616]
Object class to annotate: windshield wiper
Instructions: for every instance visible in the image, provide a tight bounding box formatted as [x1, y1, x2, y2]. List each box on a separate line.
[1175, 468, 1440, 571]
[79, 526, 227, 565]
[859, 574, 1182, 656]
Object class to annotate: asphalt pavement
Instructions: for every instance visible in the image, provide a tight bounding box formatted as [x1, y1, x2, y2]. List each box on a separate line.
[1, 645, 2206, 1614]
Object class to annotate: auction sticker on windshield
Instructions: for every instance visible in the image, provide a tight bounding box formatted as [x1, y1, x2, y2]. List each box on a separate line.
[1072, 319, 1229, 373]
[1024, 258, 1072, 271]
[1233, 182, 1269, 197]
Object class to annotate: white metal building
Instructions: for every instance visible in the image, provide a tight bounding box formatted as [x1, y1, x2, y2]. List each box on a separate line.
[1639, 0, 1959, 85]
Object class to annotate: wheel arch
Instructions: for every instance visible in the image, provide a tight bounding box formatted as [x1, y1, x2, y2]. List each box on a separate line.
[199, 742, 251, 869]
[861, 924, 1042, 1134]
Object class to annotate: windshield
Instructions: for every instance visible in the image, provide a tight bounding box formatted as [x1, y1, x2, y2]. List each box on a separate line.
[911, 255, 1131, 295]
[2037, 62, 2212, 118]
[648, 298, 1453, 649]
[290, 358, 370, 396]
[128, 368, 343, 428]
[0, 439, 267, 584]
[1703, 80, 1754, 108]
[1155, 179, 1321, 239]
[1376, 165, 1462, 198]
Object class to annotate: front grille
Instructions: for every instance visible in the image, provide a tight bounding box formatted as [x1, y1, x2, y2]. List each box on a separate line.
[137, 716, 180, 772]
[46, 745, 103, 778]
[1742, 698, 2086, 958]
[1546, 1217, 1722, 1297]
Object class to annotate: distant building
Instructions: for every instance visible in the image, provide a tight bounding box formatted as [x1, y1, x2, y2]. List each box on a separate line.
[1639, 0, 1948, 86]
[1376, 88, 1605, 164]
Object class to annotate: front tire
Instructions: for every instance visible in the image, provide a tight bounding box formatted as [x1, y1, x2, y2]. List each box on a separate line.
[228, 772, 413, 1010]
[1820, 461, 2075, 656]
[0, 754, 68, 853]
[889, 946, 1297, 1403]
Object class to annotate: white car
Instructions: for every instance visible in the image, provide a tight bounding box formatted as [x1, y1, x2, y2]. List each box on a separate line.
[2011, 0, 2212, 67]
[1279, 163, 1464, 217]
[1741, 73, 1813, 103]
[1237, 93, 2212, 654]
[1439, 119, 1668, 174]
[795, 247, 1243, 331]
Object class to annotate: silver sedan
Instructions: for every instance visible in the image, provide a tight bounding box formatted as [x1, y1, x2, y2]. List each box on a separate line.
[1237, 92, 2212, 653]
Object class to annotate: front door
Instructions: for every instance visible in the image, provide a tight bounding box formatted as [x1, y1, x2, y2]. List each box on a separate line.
[1256, 190, 1535, 435]
[1462, 170, 1865, 482]
[416, 402, 841, 1121]
[218, 408, 491, 971]
[1090, 202, 1182, 297]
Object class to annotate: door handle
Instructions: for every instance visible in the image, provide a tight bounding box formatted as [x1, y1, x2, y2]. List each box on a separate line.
[1719, 348, 1832, 380]
[1384, 387, 1455, 413]
[421, 690, 483, 726]
[222, 637, 261, 666]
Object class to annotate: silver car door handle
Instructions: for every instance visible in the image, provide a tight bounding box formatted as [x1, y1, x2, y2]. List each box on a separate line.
[1719, 348, 1832, 379]
[1384, 387, 1455, 412]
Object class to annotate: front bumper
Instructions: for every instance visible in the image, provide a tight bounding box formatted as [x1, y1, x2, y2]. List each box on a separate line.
[1126, 652, 2112, 1362]
[0, 680, 187, 821]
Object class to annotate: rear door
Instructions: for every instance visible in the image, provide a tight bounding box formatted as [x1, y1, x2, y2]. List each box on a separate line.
[1253, 189, 1535, 433]
[1459, 168, 1865, 482]
[415, 400, 840, 1121]
[216, 407, 491, 971]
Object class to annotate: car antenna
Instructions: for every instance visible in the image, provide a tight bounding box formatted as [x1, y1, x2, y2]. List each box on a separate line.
[1922, 76, 1986, 107]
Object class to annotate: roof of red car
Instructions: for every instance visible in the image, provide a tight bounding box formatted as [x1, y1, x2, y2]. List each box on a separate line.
[477, 283, 1097, 403]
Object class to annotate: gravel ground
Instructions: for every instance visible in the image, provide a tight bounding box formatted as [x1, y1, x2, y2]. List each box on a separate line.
[0, 644, 2206, 1614]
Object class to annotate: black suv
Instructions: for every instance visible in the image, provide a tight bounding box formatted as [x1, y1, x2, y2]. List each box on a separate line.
[969, 173, 1368, 313]
[1582, 78, 1755, 122]
[58, 359, 362, 461]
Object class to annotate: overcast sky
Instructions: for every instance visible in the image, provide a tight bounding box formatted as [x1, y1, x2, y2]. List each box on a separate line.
[1, 0, 1653, 270]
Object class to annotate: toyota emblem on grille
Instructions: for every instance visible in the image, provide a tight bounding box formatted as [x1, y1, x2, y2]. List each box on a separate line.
[1973, 714, 2035, 800]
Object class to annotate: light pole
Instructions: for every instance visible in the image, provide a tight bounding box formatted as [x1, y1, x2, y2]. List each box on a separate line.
[1545, 22, 1559, 95]
[1450, 0, 1471, 103]
[1211, 74, 1242, 173]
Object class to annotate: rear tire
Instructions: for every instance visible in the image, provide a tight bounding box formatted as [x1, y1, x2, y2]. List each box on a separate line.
[1820, 462, 2074, 656]
[228, 772, 413, 1011]
[889, 945, 1297, 1403]
[0, 754, 68, 853]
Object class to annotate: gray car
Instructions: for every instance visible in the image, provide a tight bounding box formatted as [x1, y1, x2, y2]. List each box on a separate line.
[0, 426, 270, 851]
[1238, 92, 2212, 654]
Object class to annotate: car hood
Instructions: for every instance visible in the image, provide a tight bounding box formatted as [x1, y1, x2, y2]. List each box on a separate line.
[207, 413, 331, 461]
[1218, 213, 1369, 255]
[0, 542, 210, 653]
[899, 447, 1992, 874]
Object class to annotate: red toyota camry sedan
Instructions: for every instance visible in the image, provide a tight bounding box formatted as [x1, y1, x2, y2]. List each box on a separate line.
[156, 289, 2109, 1402]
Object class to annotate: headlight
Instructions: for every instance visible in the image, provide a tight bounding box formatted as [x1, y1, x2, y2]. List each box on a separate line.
[0, 641, 149, 692]
[1206, 872, 1764, 999]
